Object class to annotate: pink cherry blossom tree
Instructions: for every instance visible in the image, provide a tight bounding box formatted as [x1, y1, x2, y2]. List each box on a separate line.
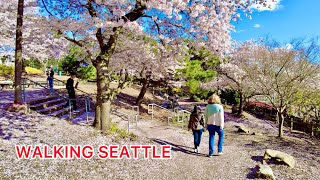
[201, 41, 261, 116]
[39, 0, 271, 133]
[237, 39, 320, 137]
[1, 0, 71, 104]
[109, 31, 184, 105]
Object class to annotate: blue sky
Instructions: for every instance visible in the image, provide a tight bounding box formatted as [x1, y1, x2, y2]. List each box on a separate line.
[231, 0, 320, 43]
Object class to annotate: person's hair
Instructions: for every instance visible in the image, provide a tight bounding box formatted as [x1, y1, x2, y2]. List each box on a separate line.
[192, 105, 201, 114]
[208, 94, 221, 104]
[70, 72, 76, 76]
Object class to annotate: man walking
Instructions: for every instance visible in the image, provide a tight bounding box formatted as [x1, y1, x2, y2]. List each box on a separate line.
[64, 73, 79, 113]
[46, 65, 54, 94]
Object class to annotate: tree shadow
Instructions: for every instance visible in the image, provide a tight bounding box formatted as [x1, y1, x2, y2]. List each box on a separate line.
[251, 156, 263, 163]
[246, 166, 258, 179]
[151, 138, 208, 157]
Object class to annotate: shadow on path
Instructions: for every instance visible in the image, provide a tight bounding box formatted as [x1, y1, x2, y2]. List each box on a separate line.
[251, 155, 263, 163]
[246, 166, 258, 179]
[151, 138, 208, 157]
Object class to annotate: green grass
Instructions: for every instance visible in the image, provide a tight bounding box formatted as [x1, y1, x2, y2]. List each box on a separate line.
[25, 66, 43, 75]
[108, 122, 137, 141]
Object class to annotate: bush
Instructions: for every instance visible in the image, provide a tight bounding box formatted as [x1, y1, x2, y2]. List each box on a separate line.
[108, 122, 137, 141]
[60, 49, 96, 80]
[23, 58, 43, 70]
[220, 89, 240, 105]
[78, 65, 96, 80]
[0, 65, 14, 78]
[25, 67, 43, 75]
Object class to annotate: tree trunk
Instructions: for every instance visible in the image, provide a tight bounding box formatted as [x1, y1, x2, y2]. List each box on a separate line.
[136, 78, 149, 106]
[237, 91, 243, 116]
[14, 0, 24, 104]
[101, 100, 111, 133]
[278, 111, 284, 137]
[92, 60, 113, 134]
[93, 67, 101, 129]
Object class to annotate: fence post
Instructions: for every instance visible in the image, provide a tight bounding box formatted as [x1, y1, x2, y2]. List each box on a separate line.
[177, 111, 180, 122]
[69, 99, 72, 120]
[128, 114, 130, 133]
[85, 97, 89, 124]
[151, 104, 154, 120]
[182, 111, 185, 129]
[22, 78, 26, 104]
[135, 115, 138, 127]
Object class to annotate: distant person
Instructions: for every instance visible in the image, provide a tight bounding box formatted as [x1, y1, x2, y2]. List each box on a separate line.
[46, 65, 54, 94]
[205, 94, 225, 157]
[64, 73, 79, 113]
[188, 105, 204, 153]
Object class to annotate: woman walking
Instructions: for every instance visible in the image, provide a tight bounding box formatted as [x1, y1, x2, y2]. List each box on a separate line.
[188, 105, 204, 153]
[205, 94, 225, 157]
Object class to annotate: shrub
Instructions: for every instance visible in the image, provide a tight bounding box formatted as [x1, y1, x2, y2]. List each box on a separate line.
[108, 122, 137, 141]
[60, 49, 96, 80]
[25, 67, 43, 75]
[220, 89, 240, 105]
[0, 65, 14, 78]
[23, 58, 43, 70]
[78, 64, 96, 80]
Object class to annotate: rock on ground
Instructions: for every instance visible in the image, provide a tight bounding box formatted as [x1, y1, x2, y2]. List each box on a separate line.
[255, 164, 275, 180]
[263, 149, 295, 168]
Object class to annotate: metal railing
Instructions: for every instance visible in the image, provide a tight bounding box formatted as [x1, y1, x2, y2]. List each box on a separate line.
[21, 78, 91, 123]
[111, 107, 138, 133]
[147, 103, 193, 129]
[175, 110, 191, 129]
[53, 77, 92, 96]
[148, 103, 177, 124]
[53, 77, 92, 124]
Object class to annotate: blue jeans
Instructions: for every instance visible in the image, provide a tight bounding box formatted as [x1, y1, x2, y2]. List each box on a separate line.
[207, 125, 224, 155]
[192, 129, 203, 149]
[47, 77, 54, 93]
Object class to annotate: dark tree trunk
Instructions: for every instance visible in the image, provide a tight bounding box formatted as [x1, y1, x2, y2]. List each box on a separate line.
[237, 91, 244, 116]
[278, 111, 284, 137]
[93, 65, 101, 129]
[93, 59, 113, 134]
[91, 25, 123, 133]
[14, 0, 24, 104]
[136, 69, 151, 106]
[136, 78, 150, 106]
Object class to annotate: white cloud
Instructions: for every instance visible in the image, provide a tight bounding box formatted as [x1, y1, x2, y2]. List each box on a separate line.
[253, 24, 261, 28]
[285, 43, 293, 50]
[251, 0, 283, 11]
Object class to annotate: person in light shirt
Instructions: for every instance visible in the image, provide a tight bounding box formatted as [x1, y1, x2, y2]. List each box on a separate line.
[204, 94, 225, 157]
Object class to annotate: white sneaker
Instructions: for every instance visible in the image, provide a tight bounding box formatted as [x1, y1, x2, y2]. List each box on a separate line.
[73, 110, 80, 113]
[197, 147, 200, 154]
[218, 152, 223, 156]
[193, 148, 197, 153]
